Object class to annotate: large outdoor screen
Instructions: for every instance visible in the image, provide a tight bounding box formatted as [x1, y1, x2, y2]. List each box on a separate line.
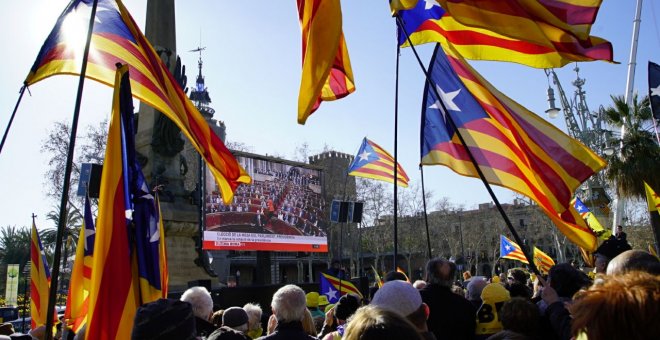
[202, 153, 328, 252]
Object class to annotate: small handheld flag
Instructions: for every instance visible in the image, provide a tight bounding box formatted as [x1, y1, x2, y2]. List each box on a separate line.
[348, 138, 409, 187]
[532, 247, 555, 274]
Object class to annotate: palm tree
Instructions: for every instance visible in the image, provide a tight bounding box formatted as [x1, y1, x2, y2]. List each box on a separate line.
[41, 204, 82, 266]
[603, 94, 660, 199]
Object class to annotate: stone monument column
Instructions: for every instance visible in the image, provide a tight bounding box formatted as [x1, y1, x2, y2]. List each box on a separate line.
[136, 0, 215, 291]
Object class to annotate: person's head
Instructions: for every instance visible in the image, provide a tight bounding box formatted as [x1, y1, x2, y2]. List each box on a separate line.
[242, 303, 263, 338]
[616, 225, 623, 234]
[466, 277, 488, 302]
[412, 280, 427, 290]
[548, 263, 592, 298]
[569, 271, 660, 340]
[506, 282, 532, 299]
[211, 309, 225, 328]
[606, 250, 660, 276]
[317, 294, 330, 309]
[462, 271, 472, 281]
[271, 284, 307, 323]
[334, 294, 360, 324]
[305, 292, 319, 309]
[594, 253, 609, 274]
[131, 298, 196, 340]
[506, 268, 528, 285]
[499, 272, 507, 283]
[370, 280, 429, 332]
[301, 309, 317, 337]
[332, 260, 341, 269]
[384, 271, 408, 282]
[180, 286, 214, 321]
[499, 298, 540, 337]
[343, 306, 423, 340]
[222, 307, 249, 332]
[425, 258, 455, 287]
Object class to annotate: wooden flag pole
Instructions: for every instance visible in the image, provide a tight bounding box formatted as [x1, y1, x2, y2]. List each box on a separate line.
[395, 15, 543, 279]
[0, 86, 27, 155]
[45, 1, 100, 339]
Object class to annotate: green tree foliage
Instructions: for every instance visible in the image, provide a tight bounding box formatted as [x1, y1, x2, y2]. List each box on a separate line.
[603, 94, 660, 199]
[0, 226, 31, 296]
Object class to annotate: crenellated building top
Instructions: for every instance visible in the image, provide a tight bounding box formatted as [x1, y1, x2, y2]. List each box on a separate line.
[308, 151, 354, 164]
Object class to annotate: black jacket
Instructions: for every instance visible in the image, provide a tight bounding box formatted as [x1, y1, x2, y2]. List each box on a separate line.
[208, 326, 251, 340]
[420, 284, 476, 340]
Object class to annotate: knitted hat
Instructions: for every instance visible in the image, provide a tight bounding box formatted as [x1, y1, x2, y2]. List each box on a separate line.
[131, 298, 196, 340]
[481, 283, 511, 305]
[334, 294, 360, 321]
[370, 280, 422, 317]
[222, 307, 249, 328]
[306, 292, 320, 308]
[467, 277, 489, 301]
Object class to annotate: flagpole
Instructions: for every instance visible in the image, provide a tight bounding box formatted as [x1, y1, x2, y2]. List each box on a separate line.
[0, 86, 27, 155]
[419, 164, 432, 259]
[45, 1, 99, 339]
[392, 39, 401, 271]
[395, 16, 543, 278]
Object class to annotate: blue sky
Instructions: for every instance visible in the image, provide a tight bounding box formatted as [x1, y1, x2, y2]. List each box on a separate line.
[1, 0, 659, 229]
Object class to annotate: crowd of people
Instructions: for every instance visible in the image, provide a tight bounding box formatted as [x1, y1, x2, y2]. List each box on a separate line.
[4, 248, 657, 340]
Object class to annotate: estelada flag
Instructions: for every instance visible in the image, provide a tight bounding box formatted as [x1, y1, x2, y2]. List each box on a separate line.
[320, 272, 363, 304]
[25, 0, 250, 203]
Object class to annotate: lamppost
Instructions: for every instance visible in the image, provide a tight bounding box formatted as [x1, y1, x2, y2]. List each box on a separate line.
[457, 212, 465, 269]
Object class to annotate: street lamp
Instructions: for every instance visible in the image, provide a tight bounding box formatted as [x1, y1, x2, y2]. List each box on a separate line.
[545, 86, 561, 119]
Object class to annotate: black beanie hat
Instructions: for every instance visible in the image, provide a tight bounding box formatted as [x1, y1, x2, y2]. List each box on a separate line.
[334, 294, 360, 321]
[131, 298, 197, 340]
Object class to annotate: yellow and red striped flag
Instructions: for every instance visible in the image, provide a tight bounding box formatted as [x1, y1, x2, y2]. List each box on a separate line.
[64, 195, 95, 333]
[320, 272, 363, 304]
[297, 0, 355, 124]
[85, 65, 141, 340]
[30, 221, 52, 329]
[371, 266, 383, 288]
[348, 138, 409, 187]
[499, 235, 528, 264]
[533, 247, 555, 274]
[398, 1, 613, 68]
[25, 0, 250, 204]
[421, 44, 603, 251]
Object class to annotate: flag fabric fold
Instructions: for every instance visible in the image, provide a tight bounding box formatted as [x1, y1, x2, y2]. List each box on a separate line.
[30, 221, 52, 329]
[390, 0, 419, 15]
[64, 195, 96, 333]
[86, 64, 167, 339]
[397, 1, 613, 68]
[644, 181, 660, 213]
[499, 235, 528, 264]
[297, 0, 355, 124]
[532, 247, 555, 274]
[348, 137, 410, 187]
[421, 44, 604, 251]
[649, 61, 660, 120]
[319, 272, 363, 304]
[572, 197, 610, 240]
[371, 265, 383, 288]
[25, 0, 249, 203]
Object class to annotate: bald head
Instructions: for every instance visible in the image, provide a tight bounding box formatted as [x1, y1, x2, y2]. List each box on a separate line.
[425, 258, 455, 287]
[606, 250, 660, 276]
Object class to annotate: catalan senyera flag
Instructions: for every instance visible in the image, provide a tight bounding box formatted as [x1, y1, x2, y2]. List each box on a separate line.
[421, 44, 603, 251]
[64, 195, 96, 333]
[532, 247, 555, 274]
[348, 138, 410, 187]
[396, 1, 612, 68]
[86, 65, 140, 340]
[572, 197, 611, 240]
[644, 181, 660, 213]
[320, 272, 363, 304]
[297, 0, 355, 124]
[499, 235, 528, 264]
[25, 0, 249, 203]
[30, 221, 52, 329]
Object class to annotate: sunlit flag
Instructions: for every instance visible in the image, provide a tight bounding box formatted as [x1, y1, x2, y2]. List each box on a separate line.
[499, 235, 528, 264]
[30, 221, 52, 329]
[25, 0, 250, 204]
[320, 272, 363, 304]
[348, 137, 409, 187]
